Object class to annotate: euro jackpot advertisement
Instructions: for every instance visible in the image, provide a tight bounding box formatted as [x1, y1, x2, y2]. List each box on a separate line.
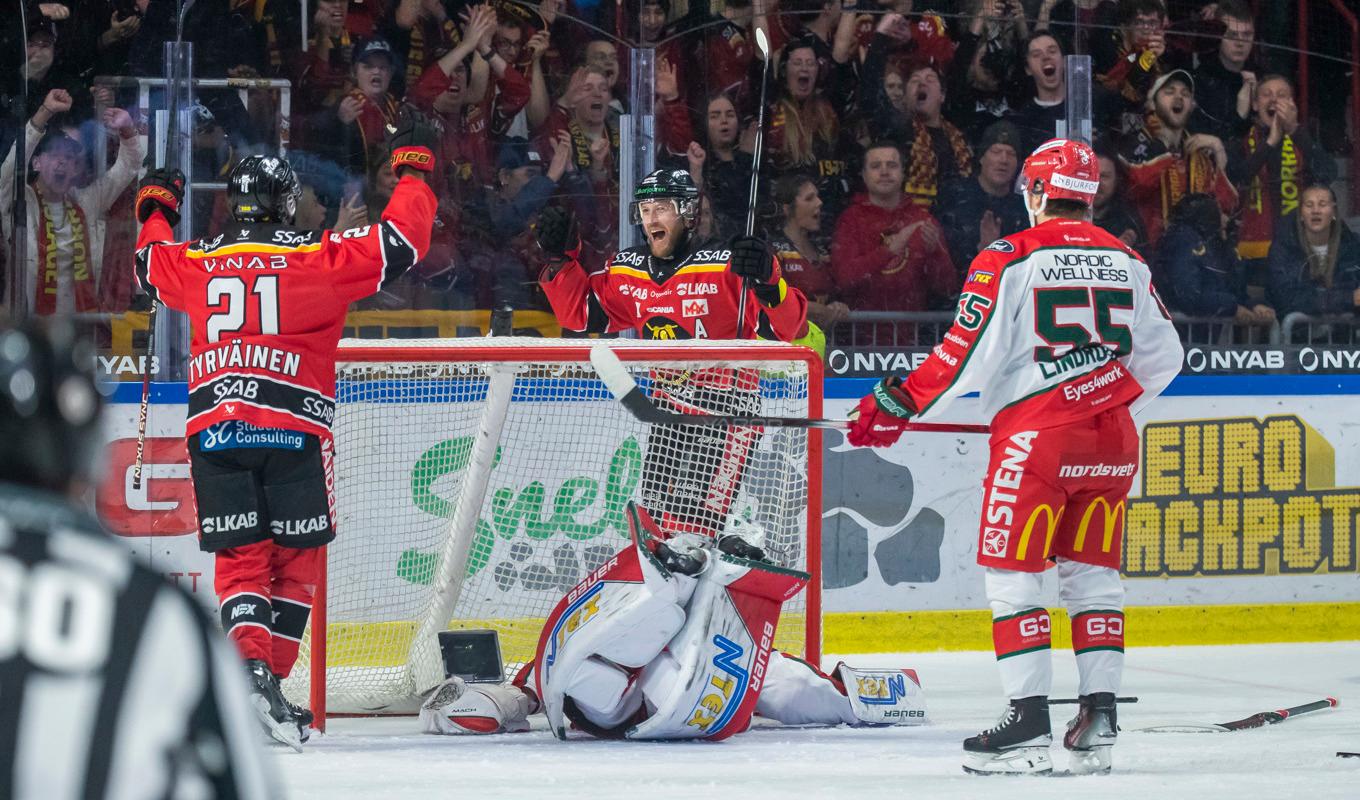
[94, 345, 1360, 616]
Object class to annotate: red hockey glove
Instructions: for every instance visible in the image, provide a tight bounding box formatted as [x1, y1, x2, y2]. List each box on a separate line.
[135, 168, 185, 227]
[386, 115, 438, 177]
[847, 376, 917, 448]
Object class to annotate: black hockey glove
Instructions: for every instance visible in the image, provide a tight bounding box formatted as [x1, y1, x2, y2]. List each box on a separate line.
[536, 205, 580, 261]
[135, 168, 185, 227]
[717, 533, 767, 563]
[385, 113, 439, 177]
[728, 235, 774, 284]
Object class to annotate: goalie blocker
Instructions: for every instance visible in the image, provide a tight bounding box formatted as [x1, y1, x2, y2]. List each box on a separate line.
[420, 503, 926, 738]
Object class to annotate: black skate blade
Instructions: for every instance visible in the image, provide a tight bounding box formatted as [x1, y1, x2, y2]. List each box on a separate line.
[1338, 752, 1360, 758]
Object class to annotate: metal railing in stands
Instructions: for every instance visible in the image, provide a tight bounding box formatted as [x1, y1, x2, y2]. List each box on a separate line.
[91, 75, 292, 192]
[1280, 312, 1360, 344]
[827, 311, 1285, 348]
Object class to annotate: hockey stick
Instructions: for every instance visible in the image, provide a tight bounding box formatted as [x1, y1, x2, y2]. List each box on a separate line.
[734, 26, 772, 338]
[590, 345, 988, 434]
[1050, 696, 1138, 705]
[131, 307, 156, 491]
[1135, 697, 1338, 733]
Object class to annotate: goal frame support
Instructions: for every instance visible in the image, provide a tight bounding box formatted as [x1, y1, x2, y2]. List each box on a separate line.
[307, 342, 825, 730]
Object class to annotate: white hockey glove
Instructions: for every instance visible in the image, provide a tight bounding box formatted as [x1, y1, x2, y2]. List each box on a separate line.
[837, 664, 928, 726]
[419, 677, 535, 735]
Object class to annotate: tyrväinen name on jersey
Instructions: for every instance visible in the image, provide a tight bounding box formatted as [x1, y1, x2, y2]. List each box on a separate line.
[189, 338, 303, 383]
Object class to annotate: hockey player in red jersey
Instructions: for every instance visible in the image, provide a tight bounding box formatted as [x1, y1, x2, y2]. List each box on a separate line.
[537, 168, 808, 343]
[133, 117, 438, 748]
[539, 168, 808, 540]
[848, 138, 1183, 775]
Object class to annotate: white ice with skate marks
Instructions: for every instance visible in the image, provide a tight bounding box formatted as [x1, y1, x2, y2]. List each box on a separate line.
[280, 642, 1358, 799]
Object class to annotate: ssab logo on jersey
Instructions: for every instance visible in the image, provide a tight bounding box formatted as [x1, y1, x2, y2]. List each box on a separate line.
[682, 299, 709, 317]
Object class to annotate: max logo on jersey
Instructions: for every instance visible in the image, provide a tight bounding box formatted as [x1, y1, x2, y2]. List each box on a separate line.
[682, 299, 709, 317]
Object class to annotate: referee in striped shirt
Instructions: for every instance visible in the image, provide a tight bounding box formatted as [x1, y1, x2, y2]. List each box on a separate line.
[0, 321, 279, 799]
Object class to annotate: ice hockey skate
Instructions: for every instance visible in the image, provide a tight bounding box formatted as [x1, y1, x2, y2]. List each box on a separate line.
[1064, 692, 1118, 774]
[963, 696, 1054, 775]
[246, 659, 304, 752]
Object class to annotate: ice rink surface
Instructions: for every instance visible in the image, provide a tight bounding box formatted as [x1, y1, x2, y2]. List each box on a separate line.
[281, 642, 1358, 799]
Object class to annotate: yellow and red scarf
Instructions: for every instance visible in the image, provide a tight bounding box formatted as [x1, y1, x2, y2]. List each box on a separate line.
[34, 186, 97, 314]
[905, 118, 972, 206]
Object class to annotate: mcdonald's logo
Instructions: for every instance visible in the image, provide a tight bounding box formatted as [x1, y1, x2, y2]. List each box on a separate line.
[1073, 497, 1126, 554]
[1014, 504, 1063, 561]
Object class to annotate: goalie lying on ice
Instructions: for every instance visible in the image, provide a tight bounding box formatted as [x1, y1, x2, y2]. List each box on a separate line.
[420, 503, 926, 739]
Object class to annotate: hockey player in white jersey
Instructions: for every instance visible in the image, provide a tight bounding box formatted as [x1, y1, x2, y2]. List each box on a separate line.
[847, 138, 1183, 775]
[420, 504, 927, 739]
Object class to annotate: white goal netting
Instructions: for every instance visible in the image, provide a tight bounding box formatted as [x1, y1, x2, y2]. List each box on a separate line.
[282, 339, 821, 715]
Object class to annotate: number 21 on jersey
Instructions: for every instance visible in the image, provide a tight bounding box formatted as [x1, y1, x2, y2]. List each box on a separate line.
[206, 275, 281, 342]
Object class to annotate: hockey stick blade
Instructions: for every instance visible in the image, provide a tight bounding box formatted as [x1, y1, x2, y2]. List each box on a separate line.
[1136, 697, 1338, 733]
[589, 345, 987, 433]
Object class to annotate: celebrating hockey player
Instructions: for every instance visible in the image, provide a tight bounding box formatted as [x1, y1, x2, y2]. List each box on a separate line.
[536, 168, 808, 343]
[847, 138, 1183, 775]
[539, 169, 809, 541]
[420, 502, 929, 739]
[133, 117, 439, 748]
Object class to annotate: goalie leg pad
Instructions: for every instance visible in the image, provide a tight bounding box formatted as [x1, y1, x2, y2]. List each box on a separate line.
[754, 653, 856, 726]
[420, 678, 533, 735]
[562, 657, 645, 730]
[628, 553, 807, 740]
[536, 504, 689, 738]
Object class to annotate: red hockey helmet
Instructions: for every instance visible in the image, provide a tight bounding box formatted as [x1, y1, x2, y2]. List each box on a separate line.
[1020, 138, 1100, 207]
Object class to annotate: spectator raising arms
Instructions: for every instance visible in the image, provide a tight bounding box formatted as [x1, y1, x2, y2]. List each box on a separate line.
[1266, 185, 1360, 320]
[767, 173, 848, 332]
[1229, 75, 1336, 264]
[934, 120, 1028, 273]
[831, 141, 956, 342]
[1118, 69, 1236, 248]
[0, 90, 142, 315]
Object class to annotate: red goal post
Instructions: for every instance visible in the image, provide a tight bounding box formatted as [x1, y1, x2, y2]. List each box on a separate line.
[285, 338, 825, 729]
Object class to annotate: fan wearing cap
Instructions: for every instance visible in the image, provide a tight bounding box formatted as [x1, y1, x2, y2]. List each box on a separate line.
[1117, 68, 1236, 247]
[934, 120, 1029, 271]
[848, 138, 1182, 776]
[315, 36, 404, 178]
[0, 88, 141, 315]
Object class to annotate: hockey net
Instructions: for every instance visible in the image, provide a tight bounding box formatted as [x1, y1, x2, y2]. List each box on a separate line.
[282, 338, 823, 723]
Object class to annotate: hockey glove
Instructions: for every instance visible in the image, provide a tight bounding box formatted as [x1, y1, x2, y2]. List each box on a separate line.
[536, 205, 580, 261]
[728, 235, 774, 283]
[729, 235, 788, 306]
[847, 376, 917, 448]
[717, 533, 767, 563]
[386, 114, 439, 177]
[135, 168, 185, 227]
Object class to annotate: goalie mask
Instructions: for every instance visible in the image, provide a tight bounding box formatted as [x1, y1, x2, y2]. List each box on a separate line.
[229, 154, 302, 225]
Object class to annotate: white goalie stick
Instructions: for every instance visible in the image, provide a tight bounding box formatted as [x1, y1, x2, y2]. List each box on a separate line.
[589, 345, 989, 434]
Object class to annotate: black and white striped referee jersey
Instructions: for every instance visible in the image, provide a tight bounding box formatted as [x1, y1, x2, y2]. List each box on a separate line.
[0, 484, 280, 800]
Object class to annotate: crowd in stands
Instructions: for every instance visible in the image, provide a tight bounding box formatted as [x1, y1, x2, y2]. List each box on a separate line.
[0, 0, 1356, 343]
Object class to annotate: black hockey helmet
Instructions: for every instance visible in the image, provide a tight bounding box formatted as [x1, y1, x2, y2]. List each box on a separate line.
[0, 320, 103, 492]
[228, 154, 302, 225]
[630, 168, 700, 226]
